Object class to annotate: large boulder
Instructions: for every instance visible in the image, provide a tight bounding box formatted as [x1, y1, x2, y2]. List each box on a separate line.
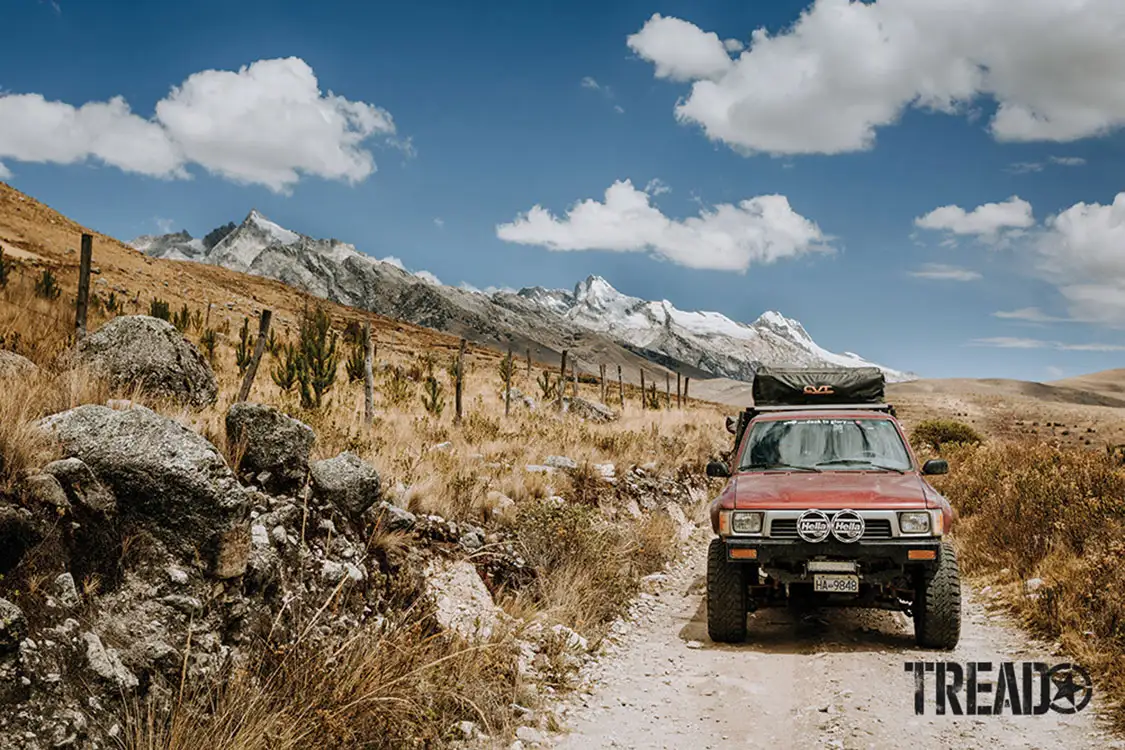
[562, 396, 618, 423]
[40, 404, 249, 573]
[0, 351, 38, 379]
[73, 316, 218, 407]
[225, 402, 315, 492]
[309, 452, 381, 517]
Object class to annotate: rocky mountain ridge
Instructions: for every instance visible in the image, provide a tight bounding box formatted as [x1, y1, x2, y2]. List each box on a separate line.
[132, 211, 913, 383]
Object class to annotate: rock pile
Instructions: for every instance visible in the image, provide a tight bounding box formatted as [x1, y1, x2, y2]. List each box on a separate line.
[1, 389, 700, 748]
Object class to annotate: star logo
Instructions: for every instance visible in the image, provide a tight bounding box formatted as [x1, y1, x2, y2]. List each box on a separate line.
[1047, 663, 1093, 714]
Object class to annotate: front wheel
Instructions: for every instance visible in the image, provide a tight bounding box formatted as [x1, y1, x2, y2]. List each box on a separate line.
[707, 538, 747, 643]
[913, 541, 962, 649]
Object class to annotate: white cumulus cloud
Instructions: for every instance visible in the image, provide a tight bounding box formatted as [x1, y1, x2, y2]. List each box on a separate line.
[0, 162, 10, 180]
[915, 196, 1034, 238]
[1033, 192, 1125, 326]
[630, 1, 1125, 155]
[496, 179, 829, 272]
[0, 57, 400, 192]
[627, 14, 734, 82]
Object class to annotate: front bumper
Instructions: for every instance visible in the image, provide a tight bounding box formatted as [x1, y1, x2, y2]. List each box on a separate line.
[723, 537, 944, 583]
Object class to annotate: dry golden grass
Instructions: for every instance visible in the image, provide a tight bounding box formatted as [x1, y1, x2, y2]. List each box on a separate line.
[0, 236, 728, 748]
[123, 619, 523, 750]
[933, 440, 1125, 729]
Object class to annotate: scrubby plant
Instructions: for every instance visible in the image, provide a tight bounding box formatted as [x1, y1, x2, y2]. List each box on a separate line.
[235, 317, 254, 375]
[271, 342, 300, 393]
[264, 329, 282, 357]
[421, 374, 444, 417]
[0, 248, 10, 288]
[172, 304, 193, 333]
[911, 419, 983, 452]
[199, 328, 218, 366]
[34, 269, 60, 300]
[536, 370, 556, 400]
[345, 339, 366, 383]
[148, 298, 170, 321]
[381, 366, 413, 407]
[295, 305, 339, 409]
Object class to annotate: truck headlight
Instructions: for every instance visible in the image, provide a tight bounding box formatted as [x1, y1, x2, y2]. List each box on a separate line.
[899, 511, 932, 535]
[731, 511, 763, 535]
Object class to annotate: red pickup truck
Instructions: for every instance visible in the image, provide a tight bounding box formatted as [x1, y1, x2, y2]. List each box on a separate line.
[705, 366, 960, 649]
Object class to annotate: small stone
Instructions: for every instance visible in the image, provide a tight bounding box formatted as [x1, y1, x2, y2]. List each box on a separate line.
[82, 632, 138, 691]
[166, 566, 189, 585]
[685, 640, 704, 650]
[22, 474, 70, 510]
[515, 726, 544, 744]
[0, 599, 27, 653]
[53, 573, 80, 608]
[212, 523, 251, 579]
[544, 455, 578, 470]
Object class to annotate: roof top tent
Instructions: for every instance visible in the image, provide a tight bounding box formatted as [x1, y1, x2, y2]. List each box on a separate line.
[726, 366, 895, 452]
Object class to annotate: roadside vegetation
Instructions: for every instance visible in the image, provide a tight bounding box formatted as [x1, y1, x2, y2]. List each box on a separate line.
[919, 427, 1125, 729]
[0, 260, 727, 747]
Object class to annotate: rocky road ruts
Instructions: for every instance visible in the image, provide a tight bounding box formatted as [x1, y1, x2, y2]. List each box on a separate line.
[549, 532, 1125, 750]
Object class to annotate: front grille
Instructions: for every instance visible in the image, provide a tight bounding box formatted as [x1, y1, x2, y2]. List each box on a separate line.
[769, 518, 894, 540]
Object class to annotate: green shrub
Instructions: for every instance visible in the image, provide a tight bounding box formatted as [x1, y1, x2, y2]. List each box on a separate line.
[34, 269, 60, 300]
[148, 298, 170, 321]
[910, 419, 983, 451]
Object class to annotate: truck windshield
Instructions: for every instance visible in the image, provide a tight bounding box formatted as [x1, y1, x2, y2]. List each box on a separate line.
[738, 417, 912, 472]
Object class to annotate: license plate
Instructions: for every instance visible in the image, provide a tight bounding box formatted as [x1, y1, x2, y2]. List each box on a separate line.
[814, 574, 859, 593]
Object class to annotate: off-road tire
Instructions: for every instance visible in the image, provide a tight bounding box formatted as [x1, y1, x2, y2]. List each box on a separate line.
[707, 538, 748, 643]
[913, 541, 962, 649]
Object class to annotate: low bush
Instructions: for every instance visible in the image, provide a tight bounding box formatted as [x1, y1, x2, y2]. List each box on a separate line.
[910, 418, 983, 452]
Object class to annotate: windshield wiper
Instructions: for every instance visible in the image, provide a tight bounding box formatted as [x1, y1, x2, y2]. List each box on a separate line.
[739, 462, 822, 473]
[814, 459, 906, 474]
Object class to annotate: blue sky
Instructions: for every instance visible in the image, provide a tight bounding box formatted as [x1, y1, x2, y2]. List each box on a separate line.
[3, 0, 1125, 380]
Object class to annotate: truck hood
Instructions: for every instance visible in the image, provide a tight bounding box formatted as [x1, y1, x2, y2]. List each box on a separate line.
[731, 472, 930, 510]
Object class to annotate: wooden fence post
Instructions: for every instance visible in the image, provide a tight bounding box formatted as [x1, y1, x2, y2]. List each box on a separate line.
[600, 363, 606, 403]
[558, 349, 568, 411]
[363, 319, 375, 425]
[236, 309, 272, 402]
[677, 372, 682, 409]
[504, 345, 513, 417]
[665, 372, 671, 408]
[617, 364, 624, 407]
[454, 338, 466, 424]
[684, 377, 690, 404]
[640, 369, 646, 410]
[571, 359, 578, 398]
[527, 346, 532, 377]
[74, 234, 93, 338]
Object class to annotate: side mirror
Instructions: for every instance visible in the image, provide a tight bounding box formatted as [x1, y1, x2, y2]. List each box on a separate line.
[724, 416, 737, 435]
[706, 460, 731, 478]
[922, 458, 949, 476]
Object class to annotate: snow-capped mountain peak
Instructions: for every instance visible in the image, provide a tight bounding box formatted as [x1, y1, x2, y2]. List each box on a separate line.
[247, 209, 300, 246]
[132, 214, 913, 385]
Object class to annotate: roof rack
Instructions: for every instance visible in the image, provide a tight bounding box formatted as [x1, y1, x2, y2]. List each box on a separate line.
[752, 403, 896, 414]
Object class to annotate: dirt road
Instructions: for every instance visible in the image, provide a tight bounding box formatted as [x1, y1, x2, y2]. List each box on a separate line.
[549, 533, 1123, 750]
